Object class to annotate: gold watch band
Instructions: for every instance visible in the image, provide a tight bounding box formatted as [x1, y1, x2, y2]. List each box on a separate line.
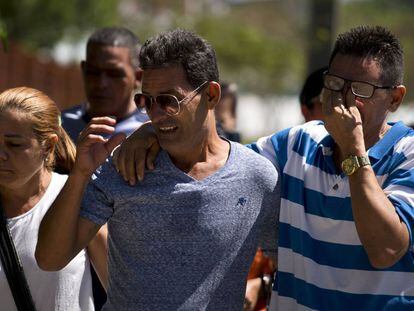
[341, 154, 371, 175]
[357, 155, 371, 167]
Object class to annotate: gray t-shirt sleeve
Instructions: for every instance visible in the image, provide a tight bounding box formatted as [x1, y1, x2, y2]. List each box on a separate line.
[80, 161, 115, 225]
[242, 143, 280, 258]
[259, 173, 280, 258]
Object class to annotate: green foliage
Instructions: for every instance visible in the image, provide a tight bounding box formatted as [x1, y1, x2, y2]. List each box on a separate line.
[194, 16, 304, 95]
[0, 0, 307, 95]
[0, 0, 119, 49]
[129, 1, 306, 96]
[5, 0, 414, 100]
[0, 19, 7, 52]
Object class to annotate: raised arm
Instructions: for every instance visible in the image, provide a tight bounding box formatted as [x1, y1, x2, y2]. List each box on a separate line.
[36, 117, 125, 271]
[321, 88, 409, 269]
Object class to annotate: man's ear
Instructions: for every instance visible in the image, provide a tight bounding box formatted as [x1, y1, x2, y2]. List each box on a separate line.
[205, 81, 221, 109]
[134, 68, 143, 90]
[389, 85, 406, 112]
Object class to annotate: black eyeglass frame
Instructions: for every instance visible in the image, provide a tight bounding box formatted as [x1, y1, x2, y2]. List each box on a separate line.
[323, 71, 396, 99]
[134, 81, 209, 116]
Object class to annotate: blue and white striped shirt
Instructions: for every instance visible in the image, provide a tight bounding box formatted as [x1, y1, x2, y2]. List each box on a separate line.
[251, 120, 414, 310]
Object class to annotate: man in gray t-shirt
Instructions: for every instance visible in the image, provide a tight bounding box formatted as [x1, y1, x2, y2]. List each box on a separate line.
[81, 144, 278, 310]
[36, 29, 280, 310]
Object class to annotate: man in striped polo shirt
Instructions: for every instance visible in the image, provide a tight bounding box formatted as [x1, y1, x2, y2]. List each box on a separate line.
[251, 26, 414, 310]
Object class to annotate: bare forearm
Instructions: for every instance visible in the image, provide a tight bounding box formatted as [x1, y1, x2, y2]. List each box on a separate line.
[349, 166, 409, 268]
[36, 117, 122, 270]
[88, 225, 109, 291]
[36, 171, 92, 270]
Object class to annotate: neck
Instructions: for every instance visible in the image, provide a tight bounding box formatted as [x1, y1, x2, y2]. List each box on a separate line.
[169, 128, 230, 179]
[364, 122, 391, 150]
[0, 168, 52, 218]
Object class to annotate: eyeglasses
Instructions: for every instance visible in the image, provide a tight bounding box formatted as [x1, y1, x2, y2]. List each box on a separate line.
[323, 71, 395, 99]
[134, 81, 208, 116]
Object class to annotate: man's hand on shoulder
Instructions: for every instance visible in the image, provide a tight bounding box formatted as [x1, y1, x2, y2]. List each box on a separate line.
[113, 121, 160, 186]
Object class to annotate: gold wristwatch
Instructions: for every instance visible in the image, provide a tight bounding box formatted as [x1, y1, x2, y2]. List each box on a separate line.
[341, 154, 371, 175]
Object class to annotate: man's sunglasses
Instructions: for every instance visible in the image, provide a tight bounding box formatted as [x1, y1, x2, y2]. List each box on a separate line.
[134, 81, 208, 116]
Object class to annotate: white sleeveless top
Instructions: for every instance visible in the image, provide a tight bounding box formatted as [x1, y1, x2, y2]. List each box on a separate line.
[0, 173, 94, 311]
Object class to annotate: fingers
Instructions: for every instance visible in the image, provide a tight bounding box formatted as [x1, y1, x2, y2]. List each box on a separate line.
[134, 149, 145, 184]
[146, 142, 160, 171]
[115, 139, 158, 186]
[71, 117, 124, 178]
[80, 124, 115, 139]
[321, 88, 354, 119]
[80, 134, 108, 147]
[81, 117, 117, 135]
[320, 88, 334, 116]
[112, 122, 159, 186]
[331, 91, 344, 109]
[346, 91, 362, 123]
[105, 133, 126, 155]
[115, 141, 127, 179]
[321, 86, 365, 154]
[136, 138, 160, 183]
[78, 117, 117, 143]
[122, 144, 147, 185]
[124, 148, 138, 186]
[114, 139, 139, 186]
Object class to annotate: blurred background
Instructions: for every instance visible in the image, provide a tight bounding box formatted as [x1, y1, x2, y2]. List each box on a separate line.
[1, 0, 414, 141]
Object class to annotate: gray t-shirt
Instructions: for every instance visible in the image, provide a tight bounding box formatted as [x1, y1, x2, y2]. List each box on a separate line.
[80, 141, 280, 311]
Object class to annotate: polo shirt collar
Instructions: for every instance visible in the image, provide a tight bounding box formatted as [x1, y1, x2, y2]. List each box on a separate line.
[368, 121, 411, 160]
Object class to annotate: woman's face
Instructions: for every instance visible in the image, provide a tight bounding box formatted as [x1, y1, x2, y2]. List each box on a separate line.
[0, 109, 48, 190]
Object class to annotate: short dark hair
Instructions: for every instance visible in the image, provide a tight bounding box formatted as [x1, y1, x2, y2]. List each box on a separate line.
[329, 25, 404, 86]
[86, 26, 141, 68]
[300, 66, 327, 109]
[139, 29, 219, 88]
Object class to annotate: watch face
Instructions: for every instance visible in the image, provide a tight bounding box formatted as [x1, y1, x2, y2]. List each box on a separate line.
[341, 158, 356, 175]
